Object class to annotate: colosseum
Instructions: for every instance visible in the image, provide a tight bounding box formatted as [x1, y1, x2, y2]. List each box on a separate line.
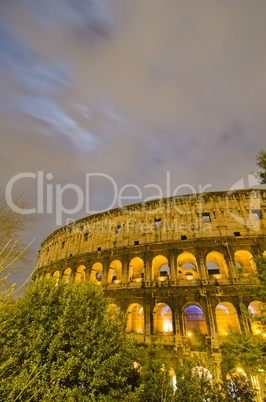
[33, 188, 266, 395]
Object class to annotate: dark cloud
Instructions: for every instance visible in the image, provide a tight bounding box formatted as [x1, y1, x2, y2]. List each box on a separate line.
[0, 0, 266, 277]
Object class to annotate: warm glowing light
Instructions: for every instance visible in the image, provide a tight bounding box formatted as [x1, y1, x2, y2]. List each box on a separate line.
[237, 368, 244, 373]
[256, 330, 261, 335]
[263, 334, 266, 337]
[187, 332, 192, 337]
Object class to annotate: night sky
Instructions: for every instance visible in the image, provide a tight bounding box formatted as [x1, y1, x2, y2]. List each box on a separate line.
[0, 1, 265, 276]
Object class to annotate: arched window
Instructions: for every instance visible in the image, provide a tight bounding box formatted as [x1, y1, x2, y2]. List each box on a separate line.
[108, 260, 122, 283]
[63, 268, 72, 284]
[177, 252, 198, 280]
[183, 305, 207, 335]
[153, 303, 173, 334]
[248, 301, 265, 335]
[75, 265, 86, 283]
[129, 257, 144, 281]
[126, 304, 144, 334]
[152, 255, 169, 281]
[206, 251, 228, 278]
[215, 303, 241, 335]
[234, 250, 256, 273]
[90, 262, 103, 284]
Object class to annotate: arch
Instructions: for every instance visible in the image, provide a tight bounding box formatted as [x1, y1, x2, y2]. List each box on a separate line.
[53, 270, 60, 285]
[108, 260, 122, 283]
[90, 262, 103, 284]
[153, 303, 173, 334]
[129, 257, 144, 281]
[126, 303, 144, 333]
[183, 304, 207, 335]
[63, 268, 72, 284]
[152, 255, 169, 281]
[177, 252, 198, 279]
[248, 301, 265, 335]
[215, 302, 241, 335]
[75, 265, 86, 283]
[206, 251, 228, 277]
[234, 250, 256, 273]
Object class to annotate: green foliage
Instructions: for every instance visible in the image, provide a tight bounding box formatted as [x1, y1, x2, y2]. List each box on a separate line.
[255, 149, 266, 185]
[129, 343, 172, 402]
[170, 354, 229, 402]
[221, 331, 266, 376]
[0, 278, 138, 401]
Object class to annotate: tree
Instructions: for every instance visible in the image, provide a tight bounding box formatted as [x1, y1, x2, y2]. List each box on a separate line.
[0, 278, 139, 401]
[254, 149, 266, 185]
[220, 256, 266, 400]
[129, 343, 172, 402]
[0, 192, 35, 297]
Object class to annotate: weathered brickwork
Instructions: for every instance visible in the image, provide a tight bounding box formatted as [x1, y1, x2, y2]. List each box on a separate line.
[33, 189, 266, 373]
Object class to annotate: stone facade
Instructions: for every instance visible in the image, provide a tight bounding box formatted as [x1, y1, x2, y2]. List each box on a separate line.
[33, 189, 266, 393]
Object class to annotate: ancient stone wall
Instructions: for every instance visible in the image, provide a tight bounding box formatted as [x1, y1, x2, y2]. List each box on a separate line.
[33, 189, 266, 354]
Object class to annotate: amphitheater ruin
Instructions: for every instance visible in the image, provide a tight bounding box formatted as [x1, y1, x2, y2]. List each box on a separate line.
[33, 188, 266, 396]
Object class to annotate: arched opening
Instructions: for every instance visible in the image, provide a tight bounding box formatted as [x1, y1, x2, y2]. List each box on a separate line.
[153, 303, 173, 334]
[90, 262, 103, 284]
[206, 251, 228, 278]
[63, 268, 72, 285]
[129, 257, 144, 282]
[107, 260, 122, 283]
[53, 270, 60, 285]
[183, 305, 207, 335]
[160, 264, 169, 277]
[177, 252, 198, 280]
[248, 301, 265, 335]
[234, 250, 256, 274]
[75, 265, 86, 283]
[126, 303, 144, 334]
[215, 302, 241, 335]
[152, 255, 169, 281]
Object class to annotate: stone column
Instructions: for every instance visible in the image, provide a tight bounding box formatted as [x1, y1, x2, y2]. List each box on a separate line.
[169, 250, 177, 282]
[195, 248, 208, 281]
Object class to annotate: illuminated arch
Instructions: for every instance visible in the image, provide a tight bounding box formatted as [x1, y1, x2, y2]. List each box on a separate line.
[107, 260, 122, 283]
[177, 252, 198, 279]
[183, 304, 207, 335]
[53, 270, 60, 285]
[75, 265, 86, 283]
[206, 251, 228, 277]
[152, 255, 169, 281]
[248, 301, 265, 335]
[126, 303, 144, 334]
[63, 268, 72, 284]
[215, 302, 241, 335]
[90, 262, 103, 284]
[153, 303, 173, 334]
[129, 257, 144, 281]
[234, 250, 256, 273]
